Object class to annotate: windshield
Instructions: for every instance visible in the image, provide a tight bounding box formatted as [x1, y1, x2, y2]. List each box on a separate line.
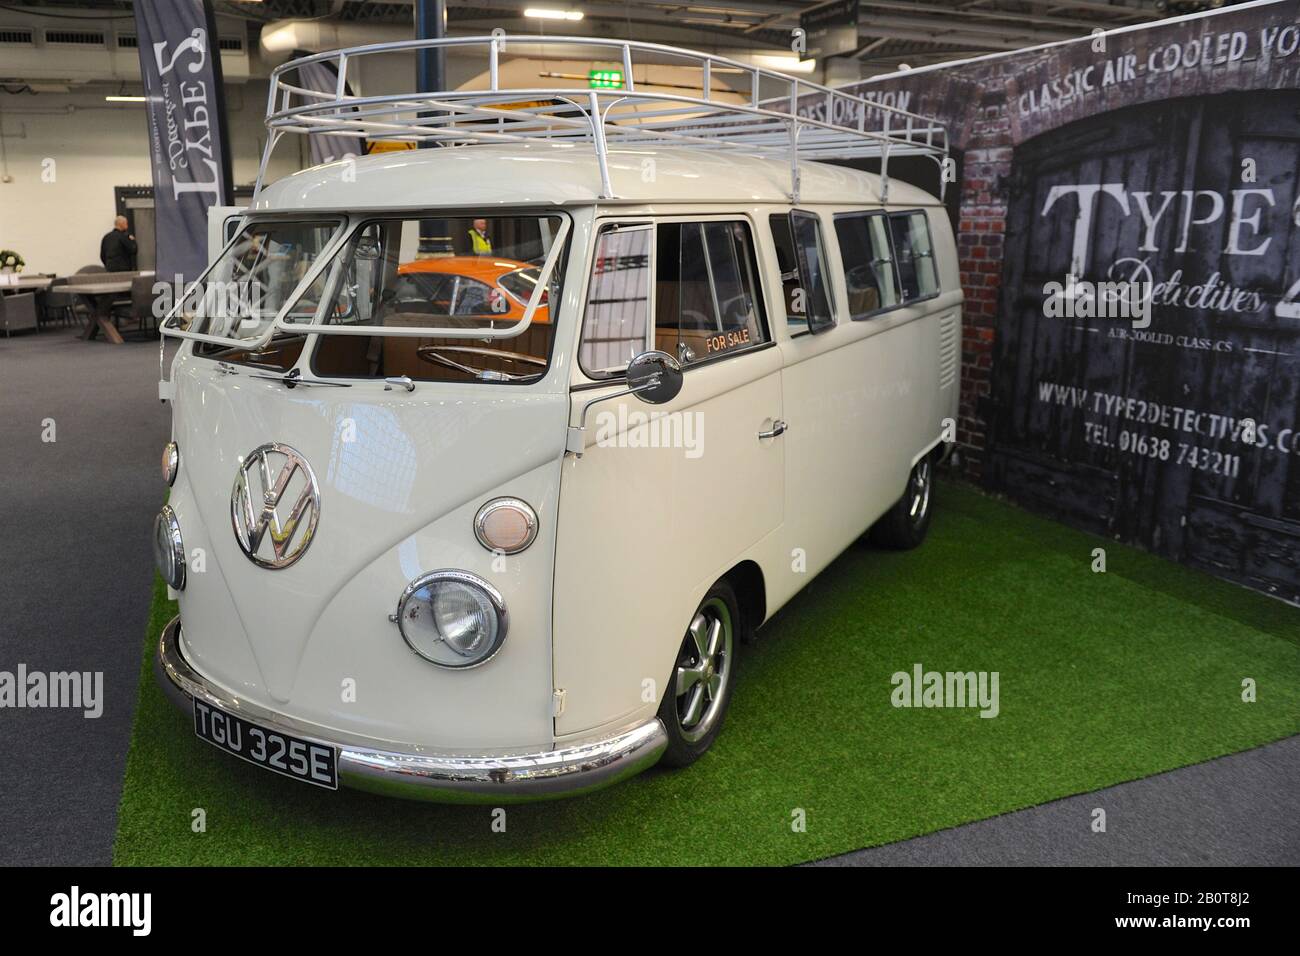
[165, 219, 340, 343]
[306, 214, 568, 384]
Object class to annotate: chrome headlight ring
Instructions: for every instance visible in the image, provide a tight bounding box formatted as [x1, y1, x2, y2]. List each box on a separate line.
[153, 505, 186, 590]
[394, 570, 508, 669]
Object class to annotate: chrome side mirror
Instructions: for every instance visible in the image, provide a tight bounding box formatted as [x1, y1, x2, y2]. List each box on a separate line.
[626, 350, 683, 405]
[565, 350, 685, 457]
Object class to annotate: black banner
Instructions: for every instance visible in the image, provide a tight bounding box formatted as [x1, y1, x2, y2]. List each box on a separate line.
[289, 56, 366, 167]
[133, 0, 233, 287]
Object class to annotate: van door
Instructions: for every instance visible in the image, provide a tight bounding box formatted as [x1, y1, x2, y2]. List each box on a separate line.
[767, 209, 921, 599]
[552, 216, 784, 737]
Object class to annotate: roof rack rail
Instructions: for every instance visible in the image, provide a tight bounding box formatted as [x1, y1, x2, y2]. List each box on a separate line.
[257, 35, 949, 204]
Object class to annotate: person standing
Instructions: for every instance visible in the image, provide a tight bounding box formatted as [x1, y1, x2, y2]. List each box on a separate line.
[467, 218, 492, 255]
[100, 215, 138, 272]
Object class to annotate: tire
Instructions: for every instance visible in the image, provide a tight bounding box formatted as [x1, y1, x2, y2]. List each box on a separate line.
[869, 453, 935, 550]
[657, 581, 740, 768]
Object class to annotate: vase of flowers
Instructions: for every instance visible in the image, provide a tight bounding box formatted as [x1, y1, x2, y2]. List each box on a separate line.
[0, 250, 24, 274]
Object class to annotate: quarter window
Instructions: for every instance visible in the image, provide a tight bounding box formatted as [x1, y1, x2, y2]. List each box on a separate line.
[578, 224, 653, 377]
[889, 211, 940, 301]
[834, 213, 900, 319]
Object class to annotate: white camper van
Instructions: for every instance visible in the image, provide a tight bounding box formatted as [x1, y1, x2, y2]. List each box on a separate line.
[152, 36, 961, 801]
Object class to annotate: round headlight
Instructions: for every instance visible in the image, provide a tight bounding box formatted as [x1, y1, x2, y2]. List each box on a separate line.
[395, 570, 507, 669]
[474, 497, 538, 555]
[161, 441, 179, 486]
[153, 505, 186, 590]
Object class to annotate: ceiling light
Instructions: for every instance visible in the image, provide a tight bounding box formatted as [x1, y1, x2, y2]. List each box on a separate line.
[524, 8, 584, 20]
[751, 53, 816, 75]
[105, 95, 147, 102]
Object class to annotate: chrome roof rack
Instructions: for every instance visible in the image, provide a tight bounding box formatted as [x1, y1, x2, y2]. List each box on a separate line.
[257, 35, 949, 204]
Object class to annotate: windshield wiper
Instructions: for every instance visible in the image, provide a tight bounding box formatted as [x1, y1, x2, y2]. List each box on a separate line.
[248, 367, 351, 389]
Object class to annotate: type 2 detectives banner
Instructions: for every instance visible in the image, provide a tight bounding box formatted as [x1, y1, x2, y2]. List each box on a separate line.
[133, 0, 233, 287]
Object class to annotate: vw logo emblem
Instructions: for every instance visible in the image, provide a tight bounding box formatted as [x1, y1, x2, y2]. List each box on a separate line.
[230, 443, 320, 569]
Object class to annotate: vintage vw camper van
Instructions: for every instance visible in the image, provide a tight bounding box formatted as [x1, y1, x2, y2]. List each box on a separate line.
[152, 37, 960, 801]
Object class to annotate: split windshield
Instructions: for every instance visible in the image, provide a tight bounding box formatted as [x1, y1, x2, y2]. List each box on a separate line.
[187, 213, 568, 385]
[170, 219, 339, 343]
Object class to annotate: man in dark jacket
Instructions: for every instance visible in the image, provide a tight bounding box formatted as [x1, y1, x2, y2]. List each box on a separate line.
[99, 216, 138, 272]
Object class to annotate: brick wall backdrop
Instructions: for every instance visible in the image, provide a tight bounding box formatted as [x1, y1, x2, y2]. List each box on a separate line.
[820, 0, 1300, 481]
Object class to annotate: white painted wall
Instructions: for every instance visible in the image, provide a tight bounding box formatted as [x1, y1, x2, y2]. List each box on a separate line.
[0, 81, 298, 277]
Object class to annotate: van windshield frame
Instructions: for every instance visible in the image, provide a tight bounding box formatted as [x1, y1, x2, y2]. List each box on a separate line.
[271, 211, 572, 340]
[158, 215, 350, 350]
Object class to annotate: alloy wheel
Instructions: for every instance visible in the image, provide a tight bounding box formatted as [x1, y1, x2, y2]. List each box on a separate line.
[908, 458, 932, 525]
[673, 597, 734, 744]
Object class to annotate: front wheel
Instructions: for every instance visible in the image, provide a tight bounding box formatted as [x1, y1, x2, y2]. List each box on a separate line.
[657, 581, 739, 768]
[869, 454, 935, 550]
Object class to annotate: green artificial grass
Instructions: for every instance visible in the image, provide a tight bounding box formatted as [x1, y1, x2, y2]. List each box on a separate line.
[113, 479, 1300, 865]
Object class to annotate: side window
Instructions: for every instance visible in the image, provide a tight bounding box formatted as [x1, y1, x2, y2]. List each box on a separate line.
[655, 220, 768, 365]
[889, 211, 940, 302]
[834, 213, 899, 319]
[769, 212, 834, 335]
[579, 224, 653, 377]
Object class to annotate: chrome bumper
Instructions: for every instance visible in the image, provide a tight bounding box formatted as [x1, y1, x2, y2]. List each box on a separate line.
[154, 616, 667, 803]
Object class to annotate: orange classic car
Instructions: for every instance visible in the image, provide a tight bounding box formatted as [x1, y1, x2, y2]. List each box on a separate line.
[394, 255, 552, 324]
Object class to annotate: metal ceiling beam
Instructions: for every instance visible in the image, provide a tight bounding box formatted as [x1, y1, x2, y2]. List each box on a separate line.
[859, 0, 1104, 31]
[856, 13, 1083, 44]
[995, 0, 1151, 19]
[856, 25, 1054, 51]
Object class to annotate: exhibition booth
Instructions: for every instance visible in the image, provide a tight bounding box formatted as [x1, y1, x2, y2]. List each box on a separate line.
[0, 0, 1295, 894]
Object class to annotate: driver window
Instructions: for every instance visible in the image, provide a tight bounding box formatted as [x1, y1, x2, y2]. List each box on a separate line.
[654, 220, 768, 365]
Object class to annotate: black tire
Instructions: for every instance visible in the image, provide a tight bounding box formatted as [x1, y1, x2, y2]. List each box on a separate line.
[869, 453, 935, 550]
[657, 580, 740, 768]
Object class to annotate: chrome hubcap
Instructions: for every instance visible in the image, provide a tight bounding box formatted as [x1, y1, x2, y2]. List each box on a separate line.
[908, 459, 932, 523]
[673, 598, 733, 743]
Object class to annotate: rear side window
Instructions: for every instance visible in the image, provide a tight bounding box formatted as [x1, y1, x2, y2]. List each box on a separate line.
[889, 211, 940, 301]
[654, 220, 768, 365]
[834, 213, 899, 319]
[769, 212, 834, 335]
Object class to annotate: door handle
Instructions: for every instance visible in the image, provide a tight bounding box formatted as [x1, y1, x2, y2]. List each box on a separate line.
[758, 419, 787, 440]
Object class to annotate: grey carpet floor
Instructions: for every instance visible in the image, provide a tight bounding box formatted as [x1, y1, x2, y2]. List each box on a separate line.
[0, 328, 172, 865]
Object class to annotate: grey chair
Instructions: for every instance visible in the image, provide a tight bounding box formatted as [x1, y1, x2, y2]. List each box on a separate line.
[41, 288, 91, 329]
[0, 292, 39, 336]
[110, 274, 160, 335]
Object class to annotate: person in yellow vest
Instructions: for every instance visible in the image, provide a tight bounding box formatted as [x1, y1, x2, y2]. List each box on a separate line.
[468, 218, 492, 255]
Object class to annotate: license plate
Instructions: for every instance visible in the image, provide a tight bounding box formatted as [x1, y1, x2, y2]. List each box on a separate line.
[193, 699, 338, 790]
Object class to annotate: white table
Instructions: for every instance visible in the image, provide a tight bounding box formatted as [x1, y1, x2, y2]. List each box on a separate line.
[0, 276, 53, 294]
[65, 277, 142, 345]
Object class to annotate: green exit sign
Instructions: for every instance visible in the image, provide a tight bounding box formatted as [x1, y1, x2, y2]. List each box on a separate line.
[589, 69, 624, 89]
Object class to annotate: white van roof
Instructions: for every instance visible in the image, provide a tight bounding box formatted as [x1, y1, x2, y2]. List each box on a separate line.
[251, 143, 941, 213]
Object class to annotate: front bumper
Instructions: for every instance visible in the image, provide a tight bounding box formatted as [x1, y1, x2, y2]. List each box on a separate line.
[154, 616, 667, 803]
